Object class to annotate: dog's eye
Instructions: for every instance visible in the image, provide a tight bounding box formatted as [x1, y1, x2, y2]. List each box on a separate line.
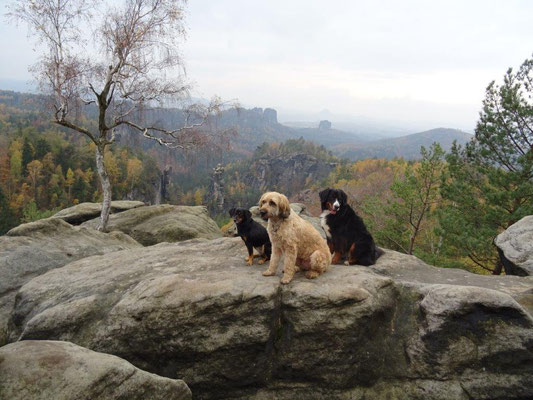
[269, 200, 275, 206]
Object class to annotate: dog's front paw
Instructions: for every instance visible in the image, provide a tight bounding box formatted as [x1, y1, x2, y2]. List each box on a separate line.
[247, 258, 254, 266]
[280, 276, 293, 284]
[305, 271, 320, 279]
[262, 269, 276, 276]
[258, 258, 267, 265]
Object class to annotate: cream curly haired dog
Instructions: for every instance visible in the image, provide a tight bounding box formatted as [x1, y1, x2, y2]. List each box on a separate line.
[259, 191, 331, 284]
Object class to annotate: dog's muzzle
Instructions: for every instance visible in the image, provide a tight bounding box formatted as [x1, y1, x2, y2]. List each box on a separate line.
[259, 209, 268, 220]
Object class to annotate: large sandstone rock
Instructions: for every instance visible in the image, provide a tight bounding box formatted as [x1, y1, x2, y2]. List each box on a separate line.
[6, 237, 533, 399]
[0, 218, 140, 346]
[226, 203, 325, 239]
[53, 201, 146, 224]
[0, 340, 191, 400]
[81, 204, 222, 245]
[495, 215, 533, 276]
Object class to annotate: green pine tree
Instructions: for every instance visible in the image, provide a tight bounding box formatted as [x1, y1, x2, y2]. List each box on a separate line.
[21, 137, 34, 174]
[363, 143, 444, 256]
[0, 186, 18, 235]
[35, 137, 52, 159]
[438, 56, 533, 274]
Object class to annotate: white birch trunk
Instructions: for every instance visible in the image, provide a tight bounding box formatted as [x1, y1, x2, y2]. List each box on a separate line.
[95, 145, 112, 231]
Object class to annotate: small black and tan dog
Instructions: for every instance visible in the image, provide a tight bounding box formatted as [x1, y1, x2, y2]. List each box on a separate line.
[319, 188, 382, 266]
[229, 207, 272, 266]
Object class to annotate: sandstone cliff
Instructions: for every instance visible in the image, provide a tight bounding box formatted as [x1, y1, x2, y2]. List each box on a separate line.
[5, 236, 533, 400]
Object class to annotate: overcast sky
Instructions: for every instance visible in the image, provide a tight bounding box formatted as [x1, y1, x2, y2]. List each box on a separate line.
[1, 0, 533, 131]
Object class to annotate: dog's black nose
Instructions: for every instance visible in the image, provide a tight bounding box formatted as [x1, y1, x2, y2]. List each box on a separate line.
[260, 210, 267, 217]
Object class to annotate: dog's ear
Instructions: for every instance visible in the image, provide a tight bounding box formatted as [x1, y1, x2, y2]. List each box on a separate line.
[338, 189, 348, 205]
[244, 209, 252, 220]
[278, 194, 291, 218]
[228, 208, 236, 217]
[319, 188, 330, 203]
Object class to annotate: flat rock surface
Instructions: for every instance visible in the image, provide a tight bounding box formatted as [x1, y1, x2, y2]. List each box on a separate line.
[53, 201, 146, 224]
[0, 218, 140, 346]
[0, 340, 191, 400]
[6, 237, 533, 399]
[81, 204, 223, 245]
[372, 250, 533, 315]
[495, 215, 533, 276]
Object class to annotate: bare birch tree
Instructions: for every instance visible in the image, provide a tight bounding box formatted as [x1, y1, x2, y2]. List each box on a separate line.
[8, 0, 232, 230]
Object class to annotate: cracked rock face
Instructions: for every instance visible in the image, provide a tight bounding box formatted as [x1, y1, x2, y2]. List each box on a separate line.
[81, 205, 222, 246]
[495, 215, 533, 276]
[0, 217, 140, 346]
[0, 340, 191, 400]
[52, 201, 146, 225]
[5, 238, 533, 400]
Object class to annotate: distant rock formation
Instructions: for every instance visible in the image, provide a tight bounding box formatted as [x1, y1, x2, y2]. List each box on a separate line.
[263, 107, 278, 124]
[247, 153, 337, 197]
[495, 215, 533, 276]
[319, 120, 332, 130]
[159, 166, 173, 205]
[209, 163, 225, 211]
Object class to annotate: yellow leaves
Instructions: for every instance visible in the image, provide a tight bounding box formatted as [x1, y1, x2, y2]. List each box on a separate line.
[126, 158, 143, 187]
[27, 160, 43, 178]
[194, 187, 206, 205]
[27, 160, 43, 198]
[83, 168, 94, 184]
[65, 168, 75, 187]
[41, 152, 55, 173]
[9, 139, 23, 154]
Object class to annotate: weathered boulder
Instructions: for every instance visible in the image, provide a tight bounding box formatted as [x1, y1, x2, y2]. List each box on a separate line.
[495, 215, 533, 276]
[6, 237, 533, 400]
[53, 200, 146, 225]
[371, 250, 533, 316]
[81, 204, 222, 245]
[0, 217, 140, 346]
[226, 203, 325, 239]
[0, 340, 191, 400]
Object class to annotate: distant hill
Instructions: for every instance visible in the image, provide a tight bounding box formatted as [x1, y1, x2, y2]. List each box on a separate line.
[0, 90, 473, 162]
[332, 128, 474, 160]
[294, 126, 368, 147]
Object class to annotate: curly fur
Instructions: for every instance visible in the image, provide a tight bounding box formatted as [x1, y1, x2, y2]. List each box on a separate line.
[259, 192, 331, 284]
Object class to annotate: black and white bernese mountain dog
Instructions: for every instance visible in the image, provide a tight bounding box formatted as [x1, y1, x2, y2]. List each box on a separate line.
[319, 188, 383, 266]
[229, 207, 272, 266]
